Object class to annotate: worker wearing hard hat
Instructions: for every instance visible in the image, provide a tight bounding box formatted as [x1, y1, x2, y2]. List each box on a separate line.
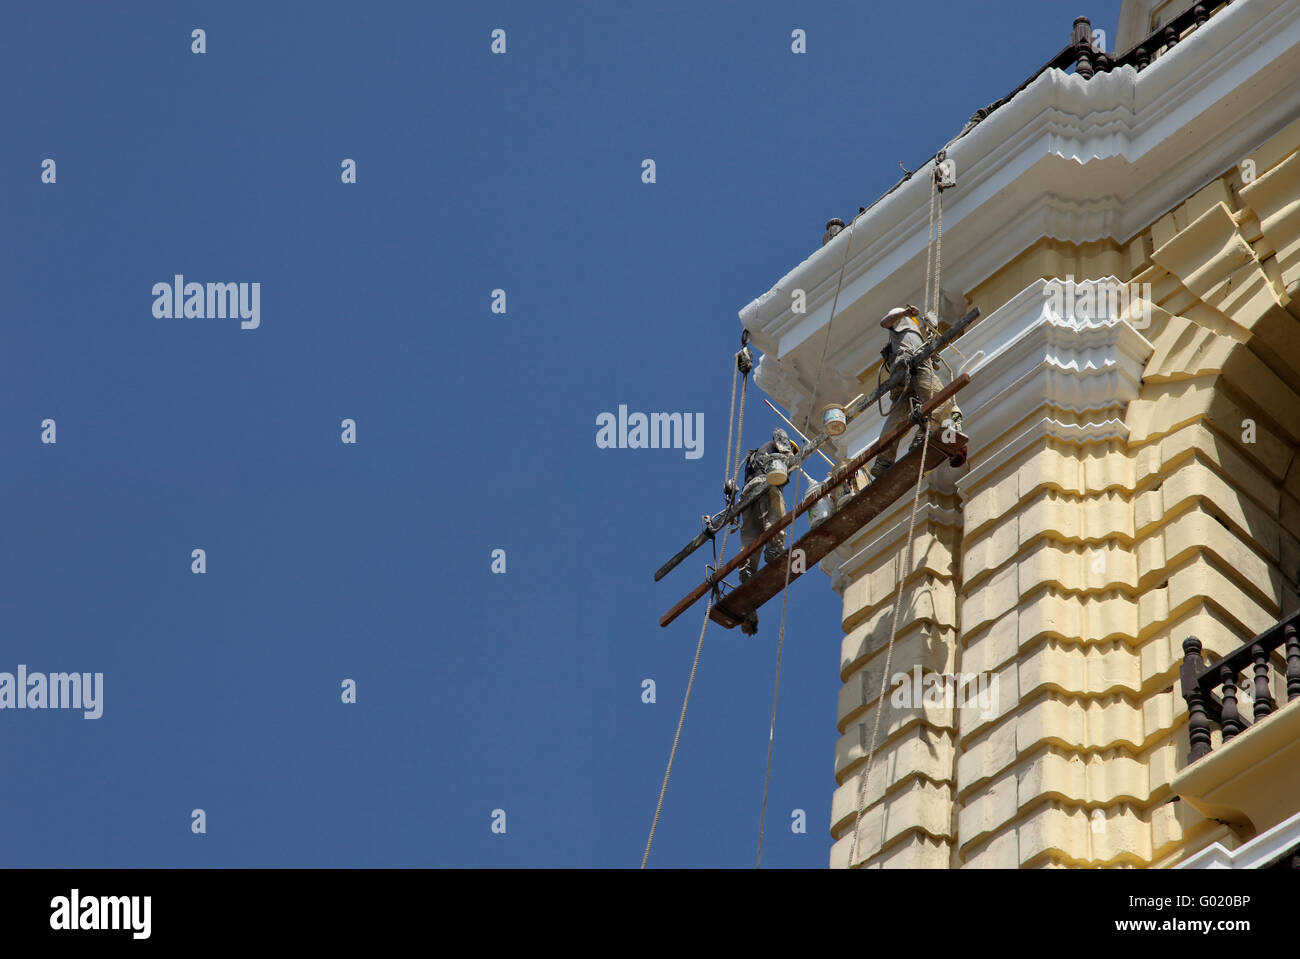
[738, 428, 798, 592]
[735, 427, 799, 634]
[870, 305, 963, 480]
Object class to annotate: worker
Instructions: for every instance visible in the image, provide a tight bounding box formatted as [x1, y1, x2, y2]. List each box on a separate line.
[734, 428, 798, 635]
[870, 305, 963, 480]
[738, 428, 797, 581]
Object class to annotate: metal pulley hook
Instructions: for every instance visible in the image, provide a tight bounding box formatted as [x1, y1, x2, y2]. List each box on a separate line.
[737, 338, 754, 376]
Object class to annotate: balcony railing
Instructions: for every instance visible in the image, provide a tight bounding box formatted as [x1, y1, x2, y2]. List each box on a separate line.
[824, 2, 1237, 255]
[1180, 611, 1300, 764]
[955, 3, 1233, 139]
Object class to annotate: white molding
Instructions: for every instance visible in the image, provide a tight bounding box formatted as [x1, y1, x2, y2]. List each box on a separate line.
[739, 0, 1299, 421]
[1177, 808, 1300, 869]
[838, 279, 1152, 475]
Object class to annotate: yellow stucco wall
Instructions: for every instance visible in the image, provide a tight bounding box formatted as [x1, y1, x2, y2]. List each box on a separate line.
[831, 117, 1300, 868]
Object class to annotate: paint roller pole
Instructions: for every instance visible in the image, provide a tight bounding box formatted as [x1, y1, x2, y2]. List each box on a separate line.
[762, 399, 837, 469]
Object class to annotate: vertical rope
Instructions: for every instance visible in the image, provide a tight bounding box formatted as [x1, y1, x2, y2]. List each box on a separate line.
[757, 467, 799, 867]
[723, 361, 739, 496]
[643, 352, 747, 869]
[757, 212, 857, 866]
[846, 417, 932, 868]
[922, 172, 939, 319]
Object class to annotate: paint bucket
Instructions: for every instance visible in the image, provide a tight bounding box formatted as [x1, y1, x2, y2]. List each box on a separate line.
[807, 486, 835, 526]
[833, 473, 861, 508]
[766, 455, 788, 486]
[823, 404, 847, 436]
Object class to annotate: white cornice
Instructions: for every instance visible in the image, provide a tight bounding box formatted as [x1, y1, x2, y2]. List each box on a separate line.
[1177, 808, 1300, 869]
[836, 280, 1153, 466]
[739, 0, 1300, 421]
[819, 279, 1152, 587]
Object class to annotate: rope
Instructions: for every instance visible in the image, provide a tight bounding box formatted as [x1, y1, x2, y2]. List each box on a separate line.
[846, 417, 932, 868]
[755, 211, 860, 867]
[845, 155, 948, 868]
[931, 181, 945, 322]
[804, 217, 857, 437]
[922, 169, 939, 320]
[643, 349, 748, 869]
[723, 359, 739, 496]
[756, 467, 798, 867]
[733, 375, 749, 491]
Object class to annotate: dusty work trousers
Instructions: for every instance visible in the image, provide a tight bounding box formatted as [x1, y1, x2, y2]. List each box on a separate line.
[873, 362, 961, 474]
[739, 483, 786, 582]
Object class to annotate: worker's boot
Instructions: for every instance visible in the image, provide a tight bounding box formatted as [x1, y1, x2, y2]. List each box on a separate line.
[741, 612, 759, 636]
[950, 412, 964, 435]
[870, 457, 893, 481]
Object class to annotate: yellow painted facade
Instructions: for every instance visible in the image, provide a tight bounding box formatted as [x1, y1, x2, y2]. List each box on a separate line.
[830, 115, 1300, 868]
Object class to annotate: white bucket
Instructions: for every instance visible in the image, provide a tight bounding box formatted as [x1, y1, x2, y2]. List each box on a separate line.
[809, 493, 835, 526]
[766, 455, 788, 486]
[823, 405, 847, 436]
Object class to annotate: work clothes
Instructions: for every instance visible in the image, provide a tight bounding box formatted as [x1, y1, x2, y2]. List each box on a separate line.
[739, 479, 786, 583]
[872, 323, 962, 478]
[742, 434, 794, 485]
[737, 431, 795, 584]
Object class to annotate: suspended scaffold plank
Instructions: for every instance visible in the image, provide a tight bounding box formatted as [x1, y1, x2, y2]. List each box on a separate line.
[658, 372, 970, 629]
[708, 430, 966, 629]
[653, 306, 980, 584]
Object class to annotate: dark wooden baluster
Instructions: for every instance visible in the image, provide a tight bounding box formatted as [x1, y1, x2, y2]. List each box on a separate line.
[1286, 623, 1300, 702]
[1193, 5, 1209, 27]
[1136, 47, 1150, 71]
[1183, 637, 1212, 762]
[1073, 17, 1095, 79]
[1252, 643, 1274, 721]
[1163, 26, 1179, 53]
[1221, 665, 1243, 742]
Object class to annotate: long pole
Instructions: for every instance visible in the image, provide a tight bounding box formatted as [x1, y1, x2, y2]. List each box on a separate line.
[659, 373, 969, 627]
[653, 306, 979, 582]
[762, 399, 838, 468]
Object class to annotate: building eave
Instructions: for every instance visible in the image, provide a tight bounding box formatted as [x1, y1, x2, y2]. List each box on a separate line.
[740, 0, 1300, 427]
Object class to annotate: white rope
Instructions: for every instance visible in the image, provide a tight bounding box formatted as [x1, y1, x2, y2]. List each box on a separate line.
[757, 467, 799, 867]
[846, 161, 947, 868]
[643, 351, 747, 869]
[757, 217, 858, 867]
[846, 418, 932, 867]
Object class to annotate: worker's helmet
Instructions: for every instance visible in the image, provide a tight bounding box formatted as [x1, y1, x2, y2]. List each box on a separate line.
[880, 304, 920, 329]
[772, 428, 795, 454]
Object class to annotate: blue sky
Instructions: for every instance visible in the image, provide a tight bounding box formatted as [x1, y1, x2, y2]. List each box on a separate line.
[1, 0, 1121, 867]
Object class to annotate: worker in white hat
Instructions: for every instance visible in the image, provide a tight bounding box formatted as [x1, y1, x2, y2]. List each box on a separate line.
[870, 305, 963, 480]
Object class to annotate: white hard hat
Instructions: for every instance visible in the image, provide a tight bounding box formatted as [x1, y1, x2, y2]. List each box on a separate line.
[880, 305, 918, 329]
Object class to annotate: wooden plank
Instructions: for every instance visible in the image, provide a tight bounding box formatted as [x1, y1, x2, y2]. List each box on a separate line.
[658, 373, 970, 628]
[653, 306, 979, 582]
[709, 432, 966, 630]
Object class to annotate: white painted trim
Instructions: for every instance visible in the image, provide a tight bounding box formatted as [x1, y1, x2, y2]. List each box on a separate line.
[739, 0, 1298, 423]
[1176, 808, 1300, 869]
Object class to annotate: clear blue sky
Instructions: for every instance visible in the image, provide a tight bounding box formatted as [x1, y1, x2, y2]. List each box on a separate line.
[1, 0, 1121, 867]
